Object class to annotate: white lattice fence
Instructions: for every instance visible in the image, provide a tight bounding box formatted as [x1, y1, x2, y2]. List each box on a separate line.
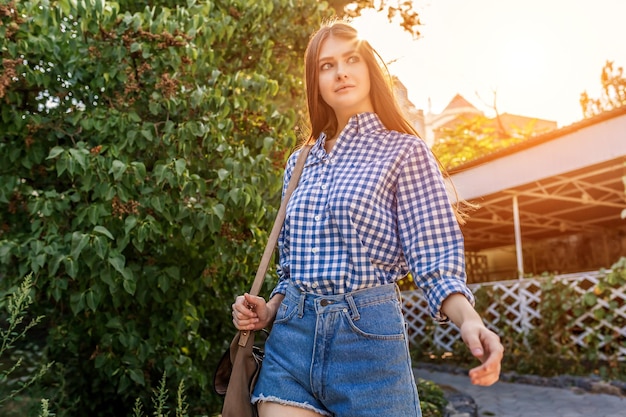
[401, 270, 626, 361]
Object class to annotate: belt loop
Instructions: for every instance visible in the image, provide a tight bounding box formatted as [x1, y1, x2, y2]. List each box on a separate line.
[298, 292, 305, 318]
[346, 294, 360, 321]
[394, 283, 403, 304]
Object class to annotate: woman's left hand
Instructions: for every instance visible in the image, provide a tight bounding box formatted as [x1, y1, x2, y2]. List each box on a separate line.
[460, 320, 504, 386]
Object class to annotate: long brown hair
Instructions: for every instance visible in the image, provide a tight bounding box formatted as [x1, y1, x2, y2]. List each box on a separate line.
[303, 21, 418, 141]
[302, 20, 474, 224]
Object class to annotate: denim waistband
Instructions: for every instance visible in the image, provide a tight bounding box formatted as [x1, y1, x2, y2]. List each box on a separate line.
[284, 282, 401, 320]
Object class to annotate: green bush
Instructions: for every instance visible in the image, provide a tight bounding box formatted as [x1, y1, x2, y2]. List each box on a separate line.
[0, 0, 331, 415]
[411, 257, 626, 381]
[417, 378, 447, 417]
[0, 274, 52, 417]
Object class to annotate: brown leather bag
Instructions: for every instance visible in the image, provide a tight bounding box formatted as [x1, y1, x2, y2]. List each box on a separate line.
[213, 145, 312, 417]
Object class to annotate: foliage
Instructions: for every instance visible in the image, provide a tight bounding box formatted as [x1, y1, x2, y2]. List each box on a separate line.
[131, 373, 188, 417]
[328, 0, 422, 37]
[0, 274, 53, 417]
[0, 0, 332, 415]
[580, 60, 626, 118]
[431, 114, 528, 171]
[0, 274, 52, 407]
[416, 378, 447, 417]
[411, 257, 626, 381]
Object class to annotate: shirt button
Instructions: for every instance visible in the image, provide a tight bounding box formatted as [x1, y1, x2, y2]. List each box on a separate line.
[311, 247, 318, 254]
[314, 215, 321, 221]
[312, 282, 318, 289]
[321, 184, 327, 190]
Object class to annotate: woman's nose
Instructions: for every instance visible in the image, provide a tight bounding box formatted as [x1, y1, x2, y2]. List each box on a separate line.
[335, 69, 347, 79]
[335, 63, 347, 79]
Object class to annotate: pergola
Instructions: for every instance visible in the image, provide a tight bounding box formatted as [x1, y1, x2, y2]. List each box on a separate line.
[448, 106, 626, 278]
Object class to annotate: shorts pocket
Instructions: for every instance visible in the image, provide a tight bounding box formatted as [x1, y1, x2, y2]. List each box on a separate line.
[273, 297, 299, 325]
[343, 298, 406, 340]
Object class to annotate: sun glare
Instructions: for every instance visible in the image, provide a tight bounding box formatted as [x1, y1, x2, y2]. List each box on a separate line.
[351, 0, 626, 128]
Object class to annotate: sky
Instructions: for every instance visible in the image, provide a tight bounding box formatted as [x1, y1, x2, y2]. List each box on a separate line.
[352, 0, 626, 128]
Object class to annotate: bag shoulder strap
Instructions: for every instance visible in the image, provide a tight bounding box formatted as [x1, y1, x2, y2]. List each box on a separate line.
[248, 144, 312, 297]
[237, 145, 312, 347]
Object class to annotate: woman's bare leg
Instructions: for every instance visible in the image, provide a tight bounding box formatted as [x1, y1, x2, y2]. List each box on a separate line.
[258, 401, 326, 417]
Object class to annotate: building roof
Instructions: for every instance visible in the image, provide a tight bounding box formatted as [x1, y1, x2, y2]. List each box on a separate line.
[442, 94, 478, 112]
[449, 105, 626, 174]
[446, 105, 626, 252]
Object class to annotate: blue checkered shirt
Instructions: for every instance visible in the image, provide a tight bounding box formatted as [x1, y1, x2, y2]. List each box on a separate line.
[271, 112, 474, 321]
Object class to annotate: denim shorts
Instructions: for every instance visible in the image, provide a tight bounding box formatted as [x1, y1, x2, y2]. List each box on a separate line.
[251, 283, 422, 417]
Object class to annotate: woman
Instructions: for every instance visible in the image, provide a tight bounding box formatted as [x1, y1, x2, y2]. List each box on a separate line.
[232, 21, 503, 417]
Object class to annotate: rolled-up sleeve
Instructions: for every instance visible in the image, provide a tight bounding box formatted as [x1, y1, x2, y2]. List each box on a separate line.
[396, 141, 474, 321]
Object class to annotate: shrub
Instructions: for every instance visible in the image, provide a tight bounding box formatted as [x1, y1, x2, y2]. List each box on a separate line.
[0, 0, 331, 415]
[410, 257, 626, 381]
[0, 274, 52, 416]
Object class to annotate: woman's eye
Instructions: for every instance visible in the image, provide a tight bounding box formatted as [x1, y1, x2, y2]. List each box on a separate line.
[347, 55, 360, 63]
[320, 62, 332, 70]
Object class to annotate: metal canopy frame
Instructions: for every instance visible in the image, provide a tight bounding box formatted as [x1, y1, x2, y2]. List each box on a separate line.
[446, 107, 626, 276]
[460, 157, 625, 251]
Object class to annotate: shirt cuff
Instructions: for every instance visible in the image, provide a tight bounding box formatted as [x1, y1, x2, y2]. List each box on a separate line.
[427, 283, 475, 323]
[270, 279, 289, 299]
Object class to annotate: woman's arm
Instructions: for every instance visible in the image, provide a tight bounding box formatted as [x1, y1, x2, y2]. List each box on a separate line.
[441, 293, 504, 386]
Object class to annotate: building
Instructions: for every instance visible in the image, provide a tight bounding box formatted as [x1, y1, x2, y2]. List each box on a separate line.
[393, 79, 557, 146]
[449, 106, 626, 282]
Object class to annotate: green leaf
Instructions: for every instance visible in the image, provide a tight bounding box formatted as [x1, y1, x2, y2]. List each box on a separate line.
[58, 0, 72, 16]
[64, 257, 79, 279]
[132, 162, 147, 180]
[593, 308, 605, 320]
[217, 168, 229, 181]
[583, 292, 597, 307]
[86, 288, 102, 312]
[130, 42, 142, 53]
[124, 216, 138, 235]
[71, 232, 90, 260]
[175, 159, 186, 177]
[123, 276, 136, 295]
[108, 253, 126, 274]
[56, 156, 68, 176]
[164, 266, 180, 280]
[93, 226, 114, 240]
[110, 160, 127, 180]
[69, 148, 87, 169]
[47, 146, 65, 159]
[150, 195, 164, 213]
[49, 254, 64, 276]
[228, 188, 241, 204]
[93, 236, 108, 260]
[158, 274, 170, 293]
[181, 225, 194, 242]
[70, 292, 85, 315]
[0, 241, 16, 263]
[118, 375, 131, 394]
[212, 204, 225, 220]
[128, 368, 145, 386]
[154, 164, 167, 184]
[94, 355, 107, 369]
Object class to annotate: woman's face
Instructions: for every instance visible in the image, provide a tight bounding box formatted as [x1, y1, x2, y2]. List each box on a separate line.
[317, 35, 373, 122]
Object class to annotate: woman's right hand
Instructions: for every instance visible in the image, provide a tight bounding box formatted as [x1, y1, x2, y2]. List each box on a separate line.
[231, 293, 270, 331]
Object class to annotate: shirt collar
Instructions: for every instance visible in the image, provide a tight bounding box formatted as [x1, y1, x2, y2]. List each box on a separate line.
[312, 112, 385, 158]
[347, 112, 385, 135]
